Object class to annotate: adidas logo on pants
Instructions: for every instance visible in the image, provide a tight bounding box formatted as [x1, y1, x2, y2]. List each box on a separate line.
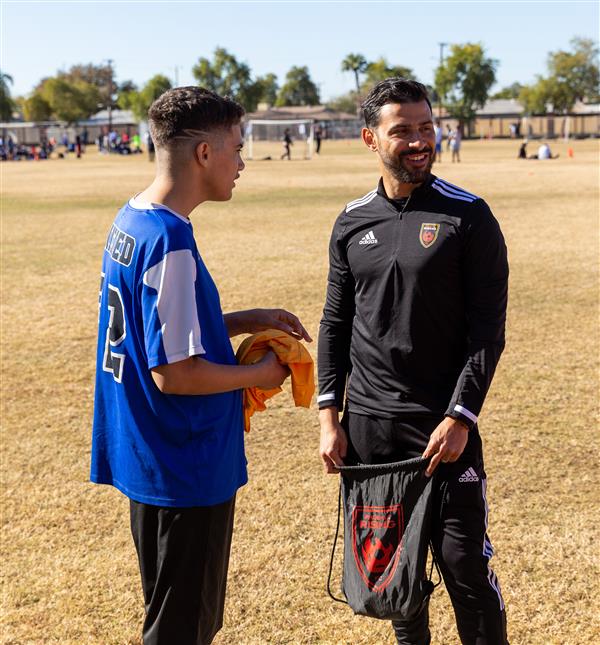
[459, 467, 480, 483]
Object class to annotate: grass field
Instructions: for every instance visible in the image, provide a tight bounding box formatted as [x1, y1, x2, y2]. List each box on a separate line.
[1, 137, 599, 645]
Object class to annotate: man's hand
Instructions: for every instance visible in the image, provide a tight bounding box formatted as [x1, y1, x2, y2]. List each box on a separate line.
[422, 416, 469, 477]
[225, 308, 312, 341]
[319, 407, 347, 474]
[255, 351, 289, 389]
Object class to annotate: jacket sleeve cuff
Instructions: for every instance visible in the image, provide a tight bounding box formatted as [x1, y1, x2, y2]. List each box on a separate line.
[445, 404, 478, 430]
[317, 392, 340, 410]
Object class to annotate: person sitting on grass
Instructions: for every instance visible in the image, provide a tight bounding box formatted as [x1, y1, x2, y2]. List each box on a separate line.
[526, 141, 560, 160]
[536, 141, 559, 159]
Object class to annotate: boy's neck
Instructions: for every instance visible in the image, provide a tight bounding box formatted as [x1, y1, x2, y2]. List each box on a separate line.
[137, 174, 203, 219]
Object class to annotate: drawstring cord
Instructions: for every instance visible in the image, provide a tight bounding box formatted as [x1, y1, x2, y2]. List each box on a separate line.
[427, 477, 448, 592]
[326, 476, 348, 605]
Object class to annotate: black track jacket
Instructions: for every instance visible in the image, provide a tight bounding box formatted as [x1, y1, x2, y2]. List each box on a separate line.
[317, 175, 508, 430]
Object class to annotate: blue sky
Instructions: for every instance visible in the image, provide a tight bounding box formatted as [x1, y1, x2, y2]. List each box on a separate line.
[1, 1, 598, 101]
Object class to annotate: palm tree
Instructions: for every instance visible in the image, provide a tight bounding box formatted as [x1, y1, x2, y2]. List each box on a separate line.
[0, 71, 13, 86]
[0, 71, 14, 121]
[341, 53, 368, 95]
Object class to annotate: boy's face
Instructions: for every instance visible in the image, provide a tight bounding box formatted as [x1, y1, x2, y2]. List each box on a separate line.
[205, 124, 245, 201]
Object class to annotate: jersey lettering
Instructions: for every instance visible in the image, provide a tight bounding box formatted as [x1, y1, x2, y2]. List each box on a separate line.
[105, 224, 136, 267]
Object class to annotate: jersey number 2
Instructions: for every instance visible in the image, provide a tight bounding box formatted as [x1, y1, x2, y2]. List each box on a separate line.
[99, 274, 126, 382]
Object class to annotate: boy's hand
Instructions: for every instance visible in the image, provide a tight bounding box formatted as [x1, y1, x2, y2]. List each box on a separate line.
[255, 351, 290, 389]
[227, 308, 312, 341]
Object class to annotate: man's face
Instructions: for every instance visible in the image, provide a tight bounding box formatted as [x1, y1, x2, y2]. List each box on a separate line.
[364, 101, 435, 185]
[205, 123, 245, 201]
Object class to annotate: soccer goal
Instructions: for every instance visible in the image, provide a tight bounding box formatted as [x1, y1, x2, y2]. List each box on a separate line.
[244, 119, 315, 160]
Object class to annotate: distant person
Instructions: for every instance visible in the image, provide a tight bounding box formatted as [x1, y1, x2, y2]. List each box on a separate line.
[132, 132, 142, 153]
[109, 130, 118, 152]
[434, 119, 443, 162]
[526, 142, 559, 160]
[75, 134, 82, 159]
[146, 131, 155, 162]
[450, 124, 462, 163]
[518, 140, 528, 159]
[445, 123, 452, 150]
[40, 136, 51, 158]
[280, 128, 292, 160]
[314, 124, 323, 154]
[91, 86, 310, 645]
[536, 142, 559, 160]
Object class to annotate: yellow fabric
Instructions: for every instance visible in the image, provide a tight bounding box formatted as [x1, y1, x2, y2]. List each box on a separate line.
[236, 329, 315, 432]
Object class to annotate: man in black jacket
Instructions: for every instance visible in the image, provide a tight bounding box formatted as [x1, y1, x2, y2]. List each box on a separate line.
[318, 78, 509, 644]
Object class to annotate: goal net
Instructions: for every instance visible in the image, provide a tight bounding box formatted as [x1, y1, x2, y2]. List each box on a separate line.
[244, 119, 315, 160]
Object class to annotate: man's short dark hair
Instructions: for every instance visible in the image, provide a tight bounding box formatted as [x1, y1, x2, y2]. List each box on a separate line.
[361, 78, 432, 128]
[148, 86, 245, 147]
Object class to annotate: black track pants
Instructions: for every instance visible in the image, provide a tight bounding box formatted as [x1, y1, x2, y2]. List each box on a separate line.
[130, 496, 236, 645]
[343, 412, 509, 645]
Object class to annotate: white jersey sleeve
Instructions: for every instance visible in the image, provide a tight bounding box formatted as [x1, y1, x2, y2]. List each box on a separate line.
[143, 248, 206, 366]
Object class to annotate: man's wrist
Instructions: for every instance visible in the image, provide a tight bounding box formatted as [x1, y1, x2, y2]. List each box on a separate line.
[444, 404, 478, 430]
[319, 405, 339, 414]
[446, 415, 470, 431]
[319, 406, 339, 424]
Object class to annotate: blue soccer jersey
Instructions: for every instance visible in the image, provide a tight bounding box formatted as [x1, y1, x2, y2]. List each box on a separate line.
[91, 198, 247, 507]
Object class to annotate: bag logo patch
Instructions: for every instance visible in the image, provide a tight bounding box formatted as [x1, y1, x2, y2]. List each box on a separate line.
[351, 504, 404, 593]
[419, 223, 440, 248]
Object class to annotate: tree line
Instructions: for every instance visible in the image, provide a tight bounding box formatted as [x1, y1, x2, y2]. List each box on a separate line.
[337, 37, 598, 129]
[0, 38, 597, 127]
[0, 51, 320, 125]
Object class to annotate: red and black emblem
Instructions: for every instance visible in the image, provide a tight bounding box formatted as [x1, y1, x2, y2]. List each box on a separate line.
[419, 223, 440, 249]
[351, 504, 404, 592]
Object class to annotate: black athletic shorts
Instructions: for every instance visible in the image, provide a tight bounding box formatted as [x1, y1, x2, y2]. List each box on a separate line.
[130, 496, 236, 645]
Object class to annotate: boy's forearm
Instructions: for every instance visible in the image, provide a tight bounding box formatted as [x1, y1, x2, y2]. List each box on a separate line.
[151, 356, 262, 395]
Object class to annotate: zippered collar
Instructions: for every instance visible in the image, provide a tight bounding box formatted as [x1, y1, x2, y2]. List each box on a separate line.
[376, 174, 436, 211]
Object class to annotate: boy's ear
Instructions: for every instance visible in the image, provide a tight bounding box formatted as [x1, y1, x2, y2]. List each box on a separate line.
[195, 141, 211, 167]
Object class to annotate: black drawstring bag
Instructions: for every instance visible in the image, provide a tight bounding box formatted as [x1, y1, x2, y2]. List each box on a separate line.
[327, 457, 437, 621]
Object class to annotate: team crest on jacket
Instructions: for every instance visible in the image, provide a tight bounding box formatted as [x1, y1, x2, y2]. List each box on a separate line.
[419, 223, 440, 248]
[351, 504, 404, 593]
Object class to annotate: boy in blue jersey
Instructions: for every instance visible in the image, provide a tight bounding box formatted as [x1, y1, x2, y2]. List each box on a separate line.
[91, 86, 310, 645]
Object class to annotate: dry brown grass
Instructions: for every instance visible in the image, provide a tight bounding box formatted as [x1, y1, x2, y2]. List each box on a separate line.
[1, 137, 599, 645]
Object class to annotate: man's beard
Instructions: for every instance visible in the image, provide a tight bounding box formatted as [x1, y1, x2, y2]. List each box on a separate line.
[381, 147, 434, 184]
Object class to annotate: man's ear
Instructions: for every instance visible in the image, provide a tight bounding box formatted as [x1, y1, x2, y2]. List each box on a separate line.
[195, 141, 211, 167]
[362, 127, 378, 152]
